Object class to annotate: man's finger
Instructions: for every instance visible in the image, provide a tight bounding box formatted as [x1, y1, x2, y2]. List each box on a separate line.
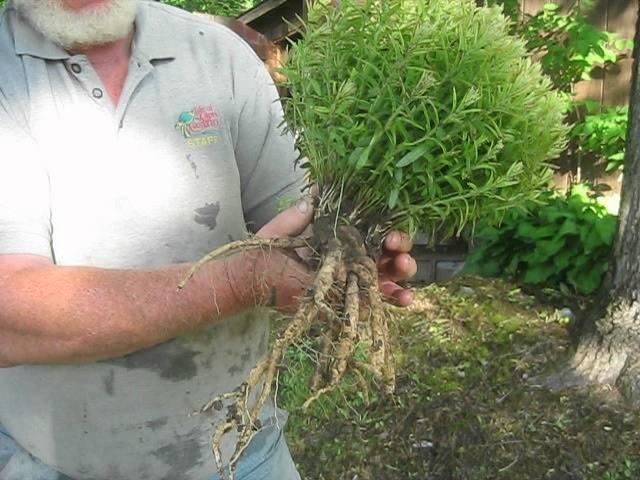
[378, 253, 418, 283]
[384, 231, 413, 253]
[256, 196, 314, 239]
[380, 281, 414, 306]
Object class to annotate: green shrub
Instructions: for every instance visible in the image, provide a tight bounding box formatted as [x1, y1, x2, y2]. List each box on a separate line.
[282, 0, 567, 239]
[465, 184, 617, 295]
[572, 102, 628, 173]
[520, 2, 627, 92]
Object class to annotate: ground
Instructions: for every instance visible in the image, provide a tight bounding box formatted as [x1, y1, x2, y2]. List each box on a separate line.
[275, 277, 640, 480]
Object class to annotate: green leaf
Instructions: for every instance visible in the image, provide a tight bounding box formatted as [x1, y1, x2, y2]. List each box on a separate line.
[557, 218, 579, 237]
[535, 237, 566, 259]
[506, 254, 521, 275]
[568, 266, 604, 294]
[594, 216, 617, 245]
[553, 249, 573, 270]
[396, 144, 429, 168]
[348, 147, 366, 167]
[388, 188, 400, 209]
[524, 264, 555, 284]
[356, 147, 371, 170]
[517, 223, 555, 240]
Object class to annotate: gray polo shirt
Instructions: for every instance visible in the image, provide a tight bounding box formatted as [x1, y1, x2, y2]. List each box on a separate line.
[0, 1, 303, 479]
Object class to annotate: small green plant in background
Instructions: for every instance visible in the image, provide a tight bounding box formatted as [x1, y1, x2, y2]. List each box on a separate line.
[520, 2, 629, 92]
[572, 102, 629, 173]
[516, 0, 632, 175]
[481, 0, 521, 22]
[465, 184, 617, 295]
[491, 0, 633, 175]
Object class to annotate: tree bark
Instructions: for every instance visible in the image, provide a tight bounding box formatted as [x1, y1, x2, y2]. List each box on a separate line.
[559, 5, 640, 405]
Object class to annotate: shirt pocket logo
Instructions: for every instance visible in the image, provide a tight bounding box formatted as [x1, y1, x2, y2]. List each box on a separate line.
[175, 105, 222, 147]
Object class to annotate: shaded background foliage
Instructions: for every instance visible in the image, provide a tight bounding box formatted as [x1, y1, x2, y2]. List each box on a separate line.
[466, 184, 617, 295]
[466, 0, 633, 297]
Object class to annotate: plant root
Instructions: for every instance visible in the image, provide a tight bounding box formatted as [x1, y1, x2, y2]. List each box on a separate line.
[178, 237, 308, 289]
[183, 225, 395, 480]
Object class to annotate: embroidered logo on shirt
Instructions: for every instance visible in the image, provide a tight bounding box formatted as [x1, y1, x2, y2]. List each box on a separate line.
[175, 105, 221, 147]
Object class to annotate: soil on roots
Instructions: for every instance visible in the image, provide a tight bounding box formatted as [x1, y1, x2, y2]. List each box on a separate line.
[185, 217, 395, 480]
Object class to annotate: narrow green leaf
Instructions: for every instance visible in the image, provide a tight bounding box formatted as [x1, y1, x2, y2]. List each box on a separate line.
[388, 188, 400, 209]
[396, 144, 429, 168]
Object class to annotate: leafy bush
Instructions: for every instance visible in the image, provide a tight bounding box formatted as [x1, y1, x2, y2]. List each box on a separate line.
[572, 102, 628, 173]
[520, 2, 629, 92]
[282, 0, 567, 239]
[465, 184, 617, 295]
[481, 0, 520, 22]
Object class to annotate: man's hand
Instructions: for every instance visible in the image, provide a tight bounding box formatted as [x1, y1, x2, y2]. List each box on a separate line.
[254, 195, 416, 309]
[378, 231, 417, 307]
[256, 196, 314, 239]
[251, 196, 315, 311]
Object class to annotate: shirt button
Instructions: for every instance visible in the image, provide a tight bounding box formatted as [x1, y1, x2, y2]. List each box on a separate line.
[70, 63, 81, 74]
[92, 88, 104, 99]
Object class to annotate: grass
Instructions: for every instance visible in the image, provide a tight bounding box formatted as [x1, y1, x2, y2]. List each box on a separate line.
[275, 277, 640, 480]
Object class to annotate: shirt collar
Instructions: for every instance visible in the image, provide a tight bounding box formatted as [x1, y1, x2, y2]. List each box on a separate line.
[10, 1, 177, 62]
[131, 1, 177, 62]
[10, 1, 70, 60]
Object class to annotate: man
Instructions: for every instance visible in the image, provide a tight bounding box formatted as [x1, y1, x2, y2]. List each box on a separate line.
[0, 0, 416, 479]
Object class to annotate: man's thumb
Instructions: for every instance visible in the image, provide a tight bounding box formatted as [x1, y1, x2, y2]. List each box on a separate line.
[256, 196, 314, 239]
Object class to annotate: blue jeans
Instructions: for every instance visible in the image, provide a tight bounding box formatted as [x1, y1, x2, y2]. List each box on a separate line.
[0, 422, 300, 480]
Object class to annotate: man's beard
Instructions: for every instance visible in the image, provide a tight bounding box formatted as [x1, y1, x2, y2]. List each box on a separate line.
[13, 0, 137, 49]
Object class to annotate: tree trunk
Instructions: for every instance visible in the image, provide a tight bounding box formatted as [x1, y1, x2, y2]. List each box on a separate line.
[559, 6, 640, 405]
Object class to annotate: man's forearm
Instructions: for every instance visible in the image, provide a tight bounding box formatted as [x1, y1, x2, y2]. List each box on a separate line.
[0, 252, 277, 367]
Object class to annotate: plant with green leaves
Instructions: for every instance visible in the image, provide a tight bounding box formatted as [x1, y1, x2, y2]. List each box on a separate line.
[572, 102, 628, 173]
[519, 1, 632, 174]
[482, 0, 521, 22]
[284, 0, 567, 240]
[525, 4, 617, 89]
[500, 0, 633, 173]
[186, 1, 567, 477]
[508, 1, 632, 93]
[465, 184, 617, 295]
